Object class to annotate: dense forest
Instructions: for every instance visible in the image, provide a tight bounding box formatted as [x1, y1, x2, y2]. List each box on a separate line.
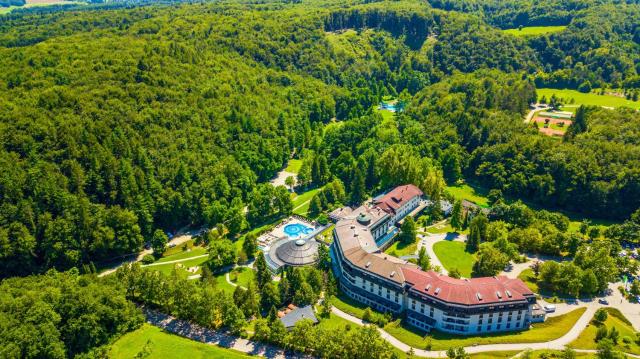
[0, 0, 637, 273]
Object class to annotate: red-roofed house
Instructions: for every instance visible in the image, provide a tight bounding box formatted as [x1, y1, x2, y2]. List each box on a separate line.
[373, 184, 424, 224]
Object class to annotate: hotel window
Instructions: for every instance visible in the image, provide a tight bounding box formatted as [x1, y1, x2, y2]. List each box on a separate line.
[476, 326, 481, 332]
[488, 319, 493, 324]
[486, 325, 491, 331]
[430, 308, 434, 317]
[498, 317, 502, 323]
[497, 324, 501, 330]
[507, 323, 511, 329]
[479, 319, 483, 324]
[479, 314, 484, 318]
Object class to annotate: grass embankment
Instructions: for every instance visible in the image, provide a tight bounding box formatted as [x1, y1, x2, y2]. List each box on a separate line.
[109, 324, 251, 359]
[537, 88, 640, 110]
[569, 308, 640, 355]
[525, 350, 596, 358]
[332, 290, 369, 318]
[432, 240, 475, 278]
[292, 187, 322, 216]
[503, 25, 567, 37]
[383, 308, 586, 350]
[445, 183, 490, 207]
[518, 268, 539, 293]
[469, 351, 521, 359]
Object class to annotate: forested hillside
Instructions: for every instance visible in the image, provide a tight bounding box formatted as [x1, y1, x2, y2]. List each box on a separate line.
[1, 0, 640, 357]
[0, 0, 639, 278]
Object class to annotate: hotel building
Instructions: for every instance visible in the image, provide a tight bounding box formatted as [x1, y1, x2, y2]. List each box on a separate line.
[330, 184, 538, 335]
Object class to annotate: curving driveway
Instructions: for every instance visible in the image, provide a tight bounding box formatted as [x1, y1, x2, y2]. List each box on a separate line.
[332, 305, 600, 358]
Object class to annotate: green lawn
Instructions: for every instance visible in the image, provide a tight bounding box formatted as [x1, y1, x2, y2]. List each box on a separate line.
[292, 187, 321, 216]
[377, 108, 395, 121]
[469, 351, 521, 359]
[109, 324, 251, 359]
[284, 159, 303, 174]
[317, 311, 354, 331]
[526, 350, 595, 358]
[214, 267, 256, 293]
[424, 221, 468, 235]
[384, 308, 586, 350]
[432, 240, 475, 278]
[518, 268, 539, 293]
[445, 183, 490, 207]
[145, 256, 209, 276]
[317, 224, 335, 243]
[227, 267, 255, 288]
[155, 246, 207, 263]
[569, 308, 640, 355]
[332, 290, 369, 318]
[503, 25, 567, 37]
[537, 88, 640, 110]
[384, 238, 418, 257]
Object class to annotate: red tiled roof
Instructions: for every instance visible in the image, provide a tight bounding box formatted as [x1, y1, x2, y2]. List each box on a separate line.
[374, 184, 423, 215]
[402, 268, 533, 306]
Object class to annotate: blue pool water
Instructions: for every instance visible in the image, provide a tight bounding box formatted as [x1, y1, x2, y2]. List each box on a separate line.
[283, 223, 314, 238]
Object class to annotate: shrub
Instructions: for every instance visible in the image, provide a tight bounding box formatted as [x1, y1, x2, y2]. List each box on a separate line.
[622, 336, 632, 344]
[595, 326, 608, 342]
[317, 214, 329, 225]
[594, 308, 608, 323]
[141, 254, 155, 264]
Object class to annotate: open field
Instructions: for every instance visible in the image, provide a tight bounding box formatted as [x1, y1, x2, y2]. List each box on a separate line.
[109, 324, 251, 359]
[445, 183, 490, 207]
[284, 159, 303, 174]
[537, 88, 640, 110]
[432, 240, 475, 277]
[569, 308, 640, 355]
[503, 25, 567, 37]
[384, 308, 586, 350]
[0, 0, 82, 14]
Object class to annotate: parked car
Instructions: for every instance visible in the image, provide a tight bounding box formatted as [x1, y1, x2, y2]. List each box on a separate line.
[598, 298, 609, 305]
[543, 305, 556, 313]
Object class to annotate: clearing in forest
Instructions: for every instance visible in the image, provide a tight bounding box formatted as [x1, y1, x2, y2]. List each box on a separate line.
[537, 88, 640, 110]
[503, 25, 567, 37]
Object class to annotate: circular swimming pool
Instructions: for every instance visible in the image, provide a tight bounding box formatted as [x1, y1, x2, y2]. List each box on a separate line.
[283, 223, 314, 238]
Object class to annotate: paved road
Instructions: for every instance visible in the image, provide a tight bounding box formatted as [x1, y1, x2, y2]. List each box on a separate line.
[332, 305, 599, 358]
[145, 308, 303, 358]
